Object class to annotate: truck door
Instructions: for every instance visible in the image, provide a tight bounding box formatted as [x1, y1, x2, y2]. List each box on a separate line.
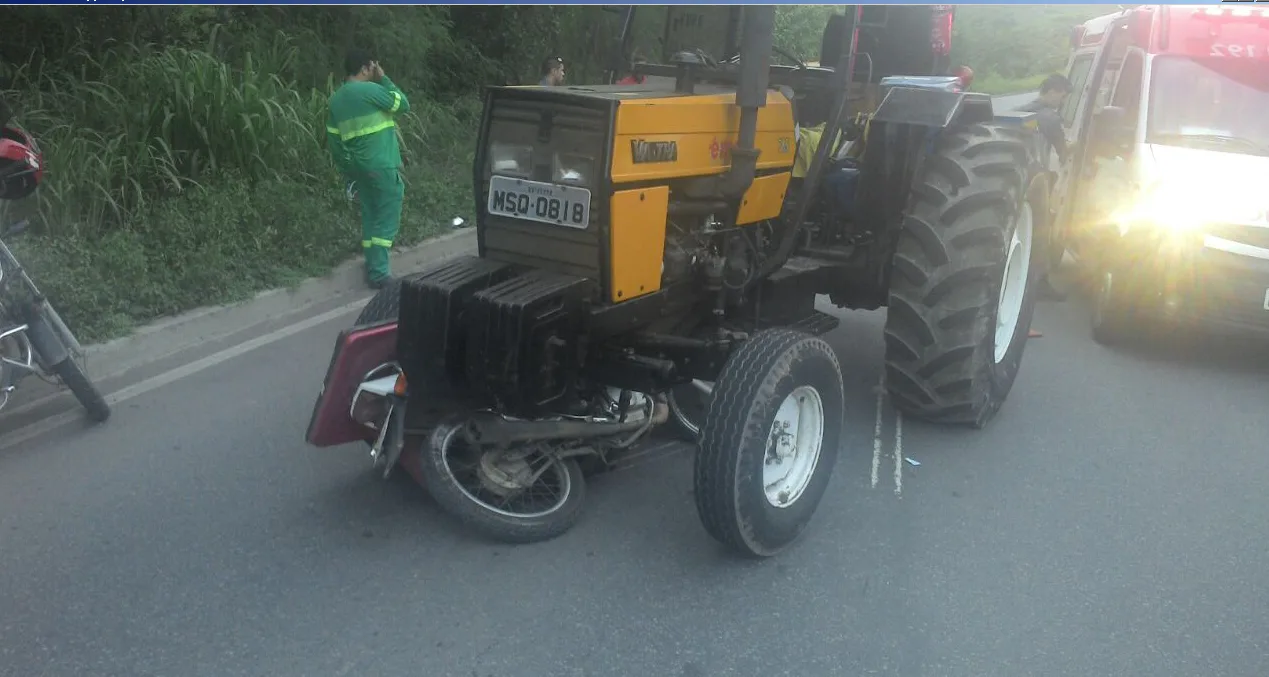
[1068, 48, 1145, 243]
[1051, 17, 1131, 260]
[1046, 50, 1096, 224]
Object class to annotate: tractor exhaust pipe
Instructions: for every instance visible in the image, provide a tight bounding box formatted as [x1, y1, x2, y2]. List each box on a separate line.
[718, 5, 775, 199]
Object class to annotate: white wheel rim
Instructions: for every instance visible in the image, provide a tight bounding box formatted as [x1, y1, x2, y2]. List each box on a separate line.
[439, 426, 572, 519]
[994, 201, 1034, 364]
[762, 385, 825, 508]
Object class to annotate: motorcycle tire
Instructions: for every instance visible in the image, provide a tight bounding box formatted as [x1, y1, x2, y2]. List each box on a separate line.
[421, 417, 587, 544]
[54, 357, 110, 423]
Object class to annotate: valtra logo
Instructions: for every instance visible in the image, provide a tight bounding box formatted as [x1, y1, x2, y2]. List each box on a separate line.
[710, 138, 734, 161]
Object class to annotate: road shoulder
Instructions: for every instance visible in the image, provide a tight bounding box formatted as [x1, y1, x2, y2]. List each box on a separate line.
[0, 228, 476, 430]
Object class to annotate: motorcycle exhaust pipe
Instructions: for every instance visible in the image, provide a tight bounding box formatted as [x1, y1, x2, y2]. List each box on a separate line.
[464, 403, 669, 447]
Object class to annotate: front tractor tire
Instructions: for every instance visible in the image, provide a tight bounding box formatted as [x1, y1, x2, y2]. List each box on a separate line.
[883, 123, 1041, 428]
[694, 329, 845, 558]
[355, 279, 402, 326]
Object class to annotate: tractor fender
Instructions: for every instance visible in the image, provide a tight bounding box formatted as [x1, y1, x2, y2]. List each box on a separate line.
[870, 86, 1043, 141]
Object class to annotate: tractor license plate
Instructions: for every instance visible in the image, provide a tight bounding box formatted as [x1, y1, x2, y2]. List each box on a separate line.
[487, 175, 591, 229]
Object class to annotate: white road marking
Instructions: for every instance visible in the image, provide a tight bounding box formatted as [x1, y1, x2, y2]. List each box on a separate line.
[870, 374, 885, 489]
[0, 296, 369, 451]
[893, 410, 904, 496]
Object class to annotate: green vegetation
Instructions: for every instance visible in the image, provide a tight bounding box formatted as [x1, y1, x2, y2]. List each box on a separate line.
[0, 5, 1102, 343]
[952, 6, 1107, 94]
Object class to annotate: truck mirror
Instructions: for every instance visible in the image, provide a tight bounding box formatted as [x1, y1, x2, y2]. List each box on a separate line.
[1090, 106, 1131, 157]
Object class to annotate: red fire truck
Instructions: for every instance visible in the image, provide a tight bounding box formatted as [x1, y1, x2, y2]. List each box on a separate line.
[1049, 5, 1269, 344]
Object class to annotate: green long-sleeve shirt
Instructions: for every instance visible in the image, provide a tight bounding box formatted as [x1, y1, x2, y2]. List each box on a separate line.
[326, 75, 411, 176]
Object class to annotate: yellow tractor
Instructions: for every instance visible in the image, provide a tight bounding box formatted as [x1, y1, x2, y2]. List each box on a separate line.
[306, 5, 1051, 557]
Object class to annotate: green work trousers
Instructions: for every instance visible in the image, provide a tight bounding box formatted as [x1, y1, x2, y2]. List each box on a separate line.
[354, 168, 405, 283]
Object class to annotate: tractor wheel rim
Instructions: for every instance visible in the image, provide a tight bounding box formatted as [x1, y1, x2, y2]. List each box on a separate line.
[762, 385, 825, 508]
[995, 201, 1034, 364]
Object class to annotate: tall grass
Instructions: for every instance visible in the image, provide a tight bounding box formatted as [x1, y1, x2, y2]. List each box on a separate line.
[11, 33, 332, 235]
[3, 29, 479, 341]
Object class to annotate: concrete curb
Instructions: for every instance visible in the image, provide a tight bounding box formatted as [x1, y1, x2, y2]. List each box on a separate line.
[0, 227, 477, 428]
[82, 227, 477, 383]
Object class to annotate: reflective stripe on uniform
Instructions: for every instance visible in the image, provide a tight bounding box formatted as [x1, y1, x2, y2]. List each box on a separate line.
[369, 237, 393, 248]
[326, 126, 340, 136]
[361, 240, 372, 248]
[334, 110, 396, 142]
[389, 91, 402, 113]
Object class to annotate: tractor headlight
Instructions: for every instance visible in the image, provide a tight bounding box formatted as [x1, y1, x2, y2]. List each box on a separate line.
[490, 142, 532, 177]
[553, 152, 594, 185]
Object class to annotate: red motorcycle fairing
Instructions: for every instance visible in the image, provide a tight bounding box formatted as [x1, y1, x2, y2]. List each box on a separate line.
[305, 321, 398, 448]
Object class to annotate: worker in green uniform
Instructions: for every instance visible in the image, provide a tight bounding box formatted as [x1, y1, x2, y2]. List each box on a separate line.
[326, 48, 411, 289]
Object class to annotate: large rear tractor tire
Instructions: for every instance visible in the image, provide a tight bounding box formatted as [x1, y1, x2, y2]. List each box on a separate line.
[883, 123, 1041, 428]
[694, 329, 845, 558]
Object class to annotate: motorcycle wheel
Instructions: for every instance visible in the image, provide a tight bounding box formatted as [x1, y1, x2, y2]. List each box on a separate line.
[666, 380, 712, 442]
[421, 417, 586, 544]
[54, 357, 110, 423]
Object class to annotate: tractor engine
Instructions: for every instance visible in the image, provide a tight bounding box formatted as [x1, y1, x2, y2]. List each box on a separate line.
[395, 85, 797, 417]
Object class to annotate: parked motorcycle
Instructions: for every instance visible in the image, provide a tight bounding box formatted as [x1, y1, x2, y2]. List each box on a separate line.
[0, 118, 110, 422]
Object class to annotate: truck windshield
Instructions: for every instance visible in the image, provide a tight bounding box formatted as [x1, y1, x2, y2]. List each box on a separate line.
[1146, 55, 1269, 157]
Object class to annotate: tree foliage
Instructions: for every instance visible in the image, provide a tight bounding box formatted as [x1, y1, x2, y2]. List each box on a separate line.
[950, 5, 1108, 81]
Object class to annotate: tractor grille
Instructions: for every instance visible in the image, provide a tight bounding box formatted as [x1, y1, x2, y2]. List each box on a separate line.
[464, 268, 591, 415]
[397, 256, 515, 396]
[478, 95, 610, 283]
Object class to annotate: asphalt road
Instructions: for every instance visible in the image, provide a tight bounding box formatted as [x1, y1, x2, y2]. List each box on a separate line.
[3, 92, 1268, 677]
[4, 288, 1268, 677]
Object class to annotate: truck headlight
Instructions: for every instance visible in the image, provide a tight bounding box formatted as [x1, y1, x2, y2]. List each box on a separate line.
[490, 142, 532, 177]
[1132, 189, 1207, 232]
[1117, 185, 1263, 236]
[553, 153, 594, 185]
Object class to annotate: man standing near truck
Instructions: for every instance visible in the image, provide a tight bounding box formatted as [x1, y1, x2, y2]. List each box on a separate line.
[1020, 74, 1073, 165]
[539, 56, 566, 87]
[1020, 73, 1074, 302]
[326, 48, 411, 289]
